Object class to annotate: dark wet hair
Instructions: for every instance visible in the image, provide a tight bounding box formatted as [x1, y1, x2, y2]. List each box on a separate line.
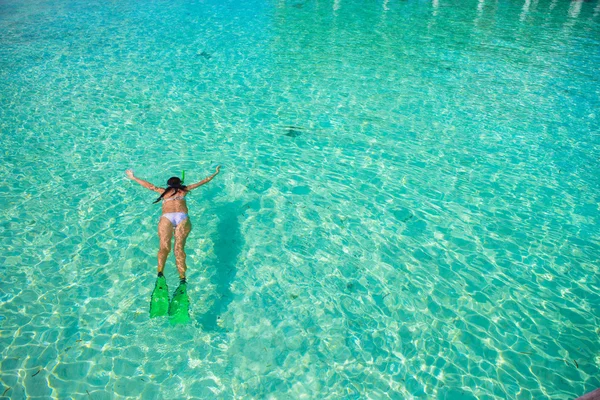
[153, 177, 188, 204]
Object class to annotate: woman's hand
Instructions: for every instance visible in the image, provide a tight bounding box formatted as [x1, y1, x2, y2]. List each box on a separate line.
[185, 166, 220, 190]
[126, 169, 135, 179]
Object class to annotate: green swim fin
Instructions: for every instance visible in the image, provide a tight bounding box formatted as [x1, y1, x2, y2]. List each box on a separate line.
[149, 274, 169, 318]
[169, 281, 190, 325]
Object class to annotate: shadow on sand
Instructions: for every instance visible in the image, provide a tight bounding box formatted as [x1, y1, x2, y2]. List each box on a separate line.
[196, 201, 243, 331]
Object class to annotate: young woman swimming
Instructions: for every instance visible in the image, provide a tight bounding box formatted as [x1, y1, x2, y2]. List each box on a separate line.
[126, 167, 221, 282]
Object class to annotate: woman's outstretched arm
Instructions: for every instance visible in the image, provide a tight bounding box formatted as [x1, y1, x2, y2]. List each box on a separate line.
[186, 166, 221, 191]
[126, 170, 164, 193]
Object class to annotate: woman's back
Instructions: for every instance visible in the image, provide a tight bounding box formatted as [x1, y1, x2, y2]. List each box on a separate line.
[161, 191, 189, 213]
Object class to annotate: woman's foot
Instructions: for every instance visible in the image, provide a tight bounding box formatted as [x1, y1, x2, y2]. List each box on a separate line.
[169, 279, 190, 324]
[149, 275, 169, 318]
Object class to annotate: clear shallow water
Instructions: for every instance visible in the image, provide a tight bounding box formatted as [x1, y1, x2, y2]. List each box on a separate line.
[1, 0, 599, 398]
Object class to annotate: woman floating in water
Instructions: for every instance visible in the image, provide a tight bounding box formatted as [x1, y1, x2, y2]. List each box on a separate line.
[126, 167, 220, 322]
[126, 167, 221, 282]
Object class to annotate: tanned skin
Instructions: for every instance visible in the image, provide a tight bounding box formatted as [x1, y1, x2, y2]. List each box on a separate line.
[126, 166, 221, 279]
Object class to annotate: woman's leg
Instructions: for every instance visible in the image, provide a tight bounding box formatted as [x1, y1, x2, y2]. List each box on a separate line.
[174, 218, 192, 280]
[157, 217, 174, 274]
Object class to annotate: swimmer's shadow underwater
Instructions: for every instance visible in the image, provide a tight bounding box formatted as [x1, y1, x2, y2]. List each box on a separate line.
[149, 274, 190, 325]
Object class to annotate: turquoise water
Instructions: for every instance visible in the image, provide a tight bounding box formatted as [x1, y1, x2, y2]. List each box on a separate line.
[1, 0, 599, 398]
